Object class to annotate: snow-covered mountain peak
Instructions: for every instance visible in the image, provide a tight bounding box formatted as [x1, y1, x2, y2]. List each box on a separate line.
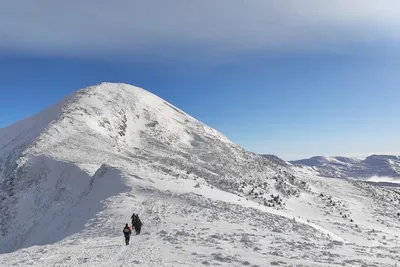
[12, 82, 234, 172]
[1, 82, 302, 254]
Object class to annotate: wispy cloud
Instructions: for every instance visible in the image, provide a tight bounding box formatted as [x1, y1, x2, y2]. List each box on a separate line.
[1, 0, 400, 60]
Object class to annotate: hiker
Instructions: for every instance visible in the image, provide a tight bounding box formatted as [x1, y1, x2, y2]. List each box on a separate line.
[123, 223, 132, 245]
[131, 213, 143, 235]
[131, 213, 138, 227]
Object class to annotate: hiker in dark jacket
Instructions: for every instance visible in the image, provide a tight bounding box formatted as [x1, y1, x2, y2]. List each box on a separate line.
[131, 213, 138, 227]
[123, 223, 132, 245]
[131, 213, 143, 235]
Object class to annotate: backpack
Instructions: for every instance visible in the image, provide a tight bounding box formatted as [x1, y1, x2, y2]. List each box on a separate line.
[123, 227, 130, 233]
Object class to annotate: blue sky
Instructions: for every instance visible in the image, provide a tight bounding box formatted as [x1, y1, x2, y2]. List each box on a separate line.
[1, 0, 400, 160]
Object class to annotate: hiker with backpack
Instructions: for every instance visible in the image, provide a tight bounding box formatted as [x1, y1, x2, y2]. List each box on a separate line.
[123, 223, 132, 245]
[131, 213, 143, 235]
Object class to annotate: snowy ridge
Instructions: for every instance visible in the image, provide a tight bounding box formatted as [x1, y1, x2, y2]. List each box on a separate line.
[0, 83, 399, 266]
[292, 155, 400, 179]
[0, 94, 71, 177]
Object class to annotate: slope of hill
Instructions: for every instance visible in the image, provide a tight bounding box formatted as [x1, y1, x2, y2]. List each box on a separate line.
[261, 154, 291, 167]
[0, 83, 399, 266]
[291, 155, 400, 178]
[0, 82, 300, 252]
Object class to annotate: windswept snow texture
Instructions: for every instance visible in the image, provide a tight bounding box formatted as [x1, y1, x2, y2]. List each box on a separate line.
[291, 155, 400, 179]
[0, 83, 399, 266]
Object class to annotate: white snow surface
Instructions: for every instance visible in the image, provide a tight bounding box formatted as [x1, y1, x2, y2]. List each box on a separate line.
[0, 83, 399, 266]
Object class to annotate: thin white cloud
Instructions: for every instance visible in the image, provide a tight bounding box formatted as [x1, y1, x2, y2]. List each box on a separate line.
[1, 0, 400, 59]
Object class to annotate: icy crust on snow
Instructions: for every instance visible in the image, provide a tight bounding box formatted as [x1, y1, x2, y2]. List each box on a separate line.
[0, 82, 399, 266]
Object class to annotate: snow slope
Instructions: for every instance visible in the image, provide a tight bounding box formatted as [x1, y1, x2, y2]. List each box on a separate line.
[0, 83, 399, 266]
[292, 155, 400, 179]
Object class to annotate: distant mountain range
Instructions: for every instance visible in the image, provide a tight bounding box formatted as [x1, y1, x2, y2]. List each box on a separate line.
[290, 155, 400, 178]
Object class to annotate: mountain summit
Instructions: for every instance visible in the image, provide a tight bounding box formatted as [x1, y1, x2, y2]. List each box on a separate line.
[0, 83, 296, 252]
[0, 83, 399, 266]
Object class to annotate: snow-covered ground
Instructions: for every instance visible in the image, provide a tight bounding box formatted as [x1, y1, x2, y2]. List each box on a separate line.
[0, 83, 399, 266]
